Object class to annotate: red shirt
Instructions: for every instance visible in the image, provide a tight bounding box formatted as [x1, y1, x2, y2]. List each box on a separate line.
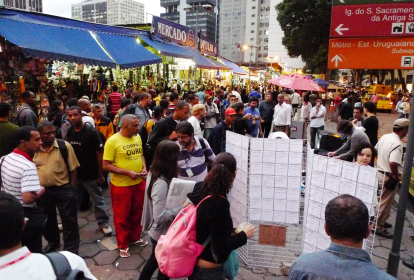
[108, 92, 123, 115]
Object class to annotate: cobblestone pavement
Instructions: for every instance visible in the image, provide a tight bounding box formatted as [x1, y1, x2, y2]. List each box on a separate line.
[50, 111, 414, 279]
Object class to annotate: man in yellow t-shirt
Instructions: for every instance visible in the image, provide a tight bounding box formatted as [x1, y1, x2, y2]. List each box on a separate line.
[103, 114, 148, 257]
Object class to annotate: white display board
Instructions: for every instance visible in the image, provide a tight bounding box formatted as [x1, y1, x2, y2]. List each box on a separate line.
[302, 153, 379, 254]
[226, 131, 305, 267]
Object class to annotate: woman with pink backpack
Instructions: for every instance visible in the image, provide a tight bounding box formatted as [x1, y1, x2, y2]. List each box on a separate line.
[186, 153, 256, 279]
[140, 140, 184, 280]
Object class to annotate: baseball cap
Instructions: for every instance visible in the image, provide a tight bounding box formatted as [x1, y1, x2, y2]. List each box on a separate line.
[393, 118, 409, 128]
[225, 108, 237, 116]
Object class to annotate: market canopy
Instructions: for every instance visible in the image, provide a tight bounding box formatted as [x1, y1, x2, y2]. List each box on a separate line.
[195, 52, 232, 70]
[219, 57, 248, 75]
[92, 32, 161, 69]
[0, 17, 116, 67]
[138, 34, 193, 59]
[0, 7, 161, 68]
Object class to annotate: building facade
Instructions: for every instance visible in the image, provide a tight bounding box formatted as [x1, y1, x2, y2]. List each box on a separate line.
[218, 0, 304, 69]
[1, 0, 42, 12]
[71, 0, 144, 25]
[160, 0, 218, 42]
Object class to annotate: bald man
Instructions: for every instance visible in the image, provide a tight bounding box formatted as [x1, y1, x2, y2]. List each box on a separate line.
[77, 99, 95, 127]
[103, 114, 148, 256]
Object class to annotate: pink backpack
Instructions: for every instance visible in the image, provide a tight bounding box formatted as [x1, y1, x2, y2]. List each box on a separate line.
[155, 195, 212, 278]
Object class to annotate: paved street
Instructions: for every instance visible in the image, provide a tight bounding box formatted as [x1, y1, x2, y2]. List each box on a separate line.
[49, 111, 414, 280]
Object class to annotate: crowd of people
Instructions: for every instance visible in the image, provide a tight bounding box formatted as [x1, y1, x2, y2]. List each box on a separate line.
[0, 82, 410, 279]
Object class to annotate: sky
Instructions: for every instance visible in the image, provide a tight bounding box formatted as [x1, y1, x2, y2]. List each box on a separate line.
[43, 0, 165, 22]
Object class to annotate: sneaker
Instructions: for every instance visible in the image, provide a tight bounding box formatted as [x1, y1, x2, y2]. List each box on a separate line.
[130, 239, 148, 247]
[374, 229, 393, 239]
[100, 225, 113, 236]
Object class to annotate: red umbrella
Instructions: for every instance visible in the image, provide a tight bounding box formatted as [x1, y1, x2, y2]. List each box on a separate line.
[269, 74, 325, 92]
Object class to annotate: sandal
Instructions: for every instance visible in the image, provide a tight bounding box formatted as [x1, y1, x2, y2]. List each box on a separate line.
[130, 239, 148, 247]
[120, 247, 130, 258]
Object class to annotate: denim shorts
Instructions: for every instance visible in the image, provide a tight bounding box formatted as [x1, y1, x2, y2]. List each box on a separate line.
[188, 266, 225, 280]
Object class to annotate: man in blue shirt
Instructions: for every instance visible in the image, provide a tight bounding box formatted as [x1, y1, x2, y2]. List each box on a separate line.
[249, 87, 262, 101]
[196, 88, 206, 104]
[289, 194, 396, 280]
[244, 97, 261, 137]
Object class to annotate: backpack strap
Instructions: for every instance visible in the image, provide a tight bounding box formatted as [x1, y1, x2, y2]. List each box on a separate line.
[199, 138, 209, 162]
[56, 139, 69, 170]
[45, 253, 88, 280]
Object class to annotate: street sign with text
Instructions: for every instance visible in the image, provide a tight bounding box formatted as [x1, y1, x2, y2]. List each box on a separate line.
[331, 3, 414, 38]
[333, 0, 414, 5]
[328, 37, 414, 69]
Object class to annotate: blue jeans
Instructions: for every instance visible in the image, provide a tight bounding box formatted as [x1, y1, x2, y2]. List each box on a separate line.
[76, 179, 109, 227]
[188, 266, 225, 280]
[310, 125, 324, 149]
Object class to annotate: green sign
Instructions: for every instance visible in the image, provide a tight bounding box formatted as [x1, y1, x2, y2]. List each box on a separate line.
[333, 0, 414, 5]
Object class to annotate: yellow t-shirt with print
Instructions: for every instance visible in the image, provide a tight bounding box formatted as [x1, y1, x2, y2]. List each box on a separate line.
[103, 133, 143, 186]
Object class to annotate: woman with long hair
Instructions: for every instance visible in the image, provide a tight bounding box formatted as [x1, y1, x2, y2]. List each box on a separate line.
[48, 99, 65, 138]
[187, 153, 255, 280]
[140, 140, 183, 280]
[353, 142, 376, 166]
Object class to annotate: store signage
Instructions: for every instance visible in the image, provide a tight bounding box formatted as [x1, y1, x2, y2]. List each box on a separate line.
[152, 16, 195, 48]
[328, 37, 414, 69]
[331, 3, 414, 38]
[333, 0, 414, 5]
[199, 33, 218, 57]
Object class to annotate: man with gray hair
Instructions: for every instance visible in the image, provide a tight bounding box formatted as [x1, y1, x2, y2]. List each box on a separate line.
[289, 194, 396, 280]
[103, 114, 148, 257]
[124, 93, 152, 129]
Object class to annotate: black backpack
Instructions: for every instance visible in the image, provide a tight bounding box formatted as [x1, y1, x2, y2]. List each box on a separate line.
[45, 252, 91, 280]
[10, 107, 31, 126]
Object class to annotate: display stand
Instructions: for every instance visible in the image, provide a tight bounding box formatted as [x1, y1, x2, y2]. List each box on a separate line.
[226, 131, 305, 267]
[302, 146, 380, 255]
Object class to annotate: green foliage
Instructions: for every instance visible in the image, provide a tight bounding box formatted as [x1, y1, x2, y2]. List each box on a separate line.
[276, 0, 332, 73]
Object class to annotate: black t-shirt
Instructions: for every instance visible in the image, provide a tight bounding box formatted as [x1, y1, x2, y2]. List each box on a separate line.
[363, 116, 379, 146]
[67, 123, 103, 180]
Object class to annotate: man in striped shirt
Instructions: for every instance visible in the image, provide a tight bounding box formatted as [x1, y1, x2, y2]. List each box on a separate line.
[175, 122, 215, 188]
[107, 85, 123, 120]
[0, 126, 45, 253]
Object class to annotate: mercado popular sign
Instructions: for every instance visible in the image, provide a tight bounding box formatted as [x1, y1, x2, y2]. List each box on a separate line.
[331, 3, 414, 38]
[328, 37, 414, 69]
[333, 0, 414, 5]
[152, 16, 196, 48]
[199, 33, 218, 57]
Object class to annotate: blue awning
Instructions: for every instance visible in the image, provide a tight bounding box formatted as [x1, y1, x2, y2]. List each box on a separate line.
[138, 35, 193, 59]
[195, 52, 232, 70]
[0, 8, 145, 36]
[219, 57, 248, 75]
[0, 17, 116, 67]
[92, 32, 161, 69]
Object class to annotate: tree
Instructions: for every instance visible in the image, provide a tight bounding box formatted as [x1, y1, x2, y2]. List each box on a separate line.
[276, 0, 332, 75]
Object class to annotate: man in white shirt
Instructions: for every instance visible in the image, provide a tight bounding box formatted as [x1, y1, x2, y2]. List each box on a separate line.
[0, 192, 97, 280]
[187, 104, 206, 139]
[273, 94, 291, 136]
[309, 97, 326, 149]
[291, 91, 301, 114]
[373, 118, 408, 239]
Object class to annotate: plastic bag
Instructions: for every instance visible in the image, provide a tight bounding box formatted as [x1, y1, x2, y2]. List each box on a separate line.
[223, 250, 239, 280]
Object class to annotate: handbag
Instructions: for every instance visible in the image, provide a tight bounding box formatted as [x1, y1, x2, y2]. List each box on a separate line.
[384, 174, 399, 191]
[223, 250, 239, 280]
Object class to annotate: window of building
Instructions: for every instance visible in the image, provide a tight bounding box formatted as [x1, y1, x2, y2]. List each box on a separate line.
[251, 38, 254, 41]
[252, 14, 255, 17]
[252, 6, 256, 9]
[264, 38, 268, 42]
[259, 38, 264, 43]
[259, 31, 262, 35]
[264, 46, 268, 50]
[265, 30, 269, 35]
[251, 22, 255, 25]
[266, 7, 270, 11]
[258, 54, 262, 58]
[265, 23, 269, 27]
[260, 23, 264, 27]
[251, 30, 255, 33]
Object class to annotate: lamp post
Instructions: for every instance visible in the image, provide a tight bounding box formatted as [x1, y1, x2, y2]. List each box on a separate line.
[245, 45, 259, 91]
[184, 4, 212, 90]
